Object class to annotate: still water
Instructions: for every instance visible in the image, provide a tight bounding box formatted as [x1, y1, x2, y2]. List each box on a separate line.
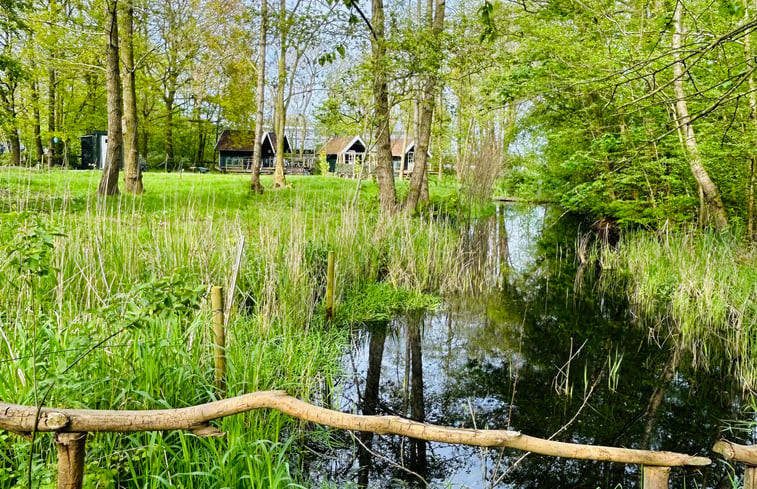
[309, 204, 755, 488]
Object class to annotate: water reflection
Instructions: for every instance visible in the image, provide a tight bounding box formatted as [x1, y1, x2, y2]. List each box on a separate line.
[310, 205, 754, 488]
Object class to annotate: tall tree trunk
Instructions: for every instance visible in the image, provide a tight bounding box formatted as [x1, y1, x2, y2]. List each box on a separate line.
[272, 0, 287, 188]
[47, 68, 56, 168]
[672, 0, 727, 228]
[745, 0, 756, 238]
[31, 79, 44, 165]
[98, 0, 123, 196]
[164, 87, 176, 171]
[372, 0, 397, 212]
[405, 0, 445, 212]
[8, 128, 21, 167]
[251, 0, 267, 194]
[120, 0, 142, 194]
[140, 100, 150, 160]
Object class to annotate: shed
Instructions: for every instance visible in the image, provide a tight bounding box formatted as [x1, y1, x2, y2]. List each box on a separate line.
[319, 136, 367, 173]
[80, 131, 114, 169]
[390, 138, 425, 173]
[214, 129, 291, 172]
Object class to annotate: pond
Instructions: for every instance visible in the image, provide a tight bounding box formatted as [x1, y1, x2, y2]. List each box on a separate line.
[307, 204, 755, 488]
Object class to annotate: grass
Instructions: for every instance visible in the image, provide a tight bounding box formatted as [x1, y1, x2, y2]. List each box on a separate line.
[600, 227, 757, 387]
[0, 168, 480, 488]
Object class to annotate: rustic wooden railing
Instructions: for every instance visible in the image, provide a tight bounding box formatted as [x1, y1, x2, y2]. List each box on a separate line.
[713, 440, 757, 488]
[0, 391, 710, 489]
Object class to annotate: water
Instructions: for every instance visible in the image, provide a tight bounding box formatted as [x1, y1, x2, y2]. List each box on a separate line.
[308, 204, 755, 488]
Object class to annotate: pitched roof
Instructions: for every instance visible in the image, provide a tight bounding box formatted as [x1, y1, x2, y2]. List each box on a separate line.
[319, 136, 366, 155]
[390, 138, 414, 157]
[214, 130, 256, 152]
[214, 129, 291, 153]
[262, 131, 292, 154]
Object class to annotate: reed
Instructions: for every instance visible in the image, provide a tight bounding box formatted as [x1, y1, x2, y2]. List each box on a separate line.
[600, 226, 757, 387]
[0, 168, 479, 487]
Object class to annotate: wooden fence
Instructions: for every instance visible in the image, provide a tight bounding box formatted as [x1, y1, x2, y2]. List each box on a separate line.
[0, 392, 716, 489]
[0, 286, 743, 489]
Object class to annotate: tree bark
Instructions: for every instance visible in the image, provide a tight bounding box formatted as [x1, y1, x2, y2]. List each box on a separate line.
[164, 87, 176, 171]
[32, 79, 44, 165]
[405, 0, 445, 212]
[120, 0, 142, 194]
[272, 0, 287, 188]
[8, 128, 21, 167]
[250, 0, 267, 194]
[372, 0, 397, 212]
[98, 0, 122, 196]
[671, 0, 727, 228]
[48, 68, 56, 168]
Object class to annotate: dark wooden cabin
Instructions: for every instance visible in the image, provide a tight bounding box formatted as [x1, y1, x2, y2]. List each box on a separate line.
[390, 138, 431, 174]
[319, 136, 367, 173]
[214, 129, 291, 172]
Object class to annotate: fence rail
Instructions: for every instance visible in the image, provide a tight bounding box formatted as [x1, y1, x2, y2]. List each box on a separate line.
[0, 390, 712, 489]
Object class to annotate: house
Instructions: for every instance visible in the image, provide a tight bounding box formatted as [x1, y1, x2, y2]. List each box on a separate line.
[214, 129, 291, 172]
[391, 138, 429, 174]
[319, 136, 367, 173]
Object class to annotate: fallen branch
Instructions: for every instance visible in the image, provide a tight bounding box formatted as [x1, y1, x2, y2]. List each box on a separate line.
[0, 390, 710, 466]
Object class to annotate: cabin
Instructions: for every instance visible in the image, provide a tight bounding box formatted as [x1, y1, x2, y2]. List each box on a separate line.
[319, 136, 367, 173]
[80, 131, 116, 169]
[214, 129, 291, 172]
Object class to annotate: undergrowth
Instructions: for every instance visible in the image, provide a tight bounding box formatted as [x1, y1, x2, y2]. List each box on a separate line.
[600, 227, 757, 388]
[0, 169, 482, 488]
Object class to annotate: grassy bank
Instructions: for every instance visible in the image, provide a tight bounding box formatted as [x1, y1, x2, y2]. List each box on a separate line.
[0, 169, 478, 488]
[600, 228, 757, 388]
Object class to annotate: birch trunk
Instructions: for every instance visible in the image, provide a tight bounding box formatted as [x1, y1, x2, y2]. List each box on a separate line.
[672, 0, 727, 228]
[251, 0, 266, 193]
[98, 0, 122, 196]
[120, 0, 142, 194]
[272, 0, 287, 188]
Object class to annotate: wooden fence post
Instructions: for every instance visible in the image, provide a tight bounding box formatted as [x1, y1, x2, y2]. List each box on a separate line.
[211, 286, 226, 398]
[643, 466, 670, 489]
[325, 251, 335, 319]
[55, 432, 86, 489]
[745, 467, 757, 489]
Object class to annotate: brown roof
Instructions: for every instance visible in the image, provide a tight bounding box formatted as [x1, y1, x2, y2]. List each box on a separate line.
[319, 136, 366, 155]
[214, 130, 291, 153]
[214, 130, 255, 152]
[391, 138, 414, 157]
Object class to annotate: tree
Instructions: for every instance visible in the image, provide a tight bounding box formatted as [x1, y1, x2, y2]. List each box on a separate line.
[405, 0, 446, 212]
[98, 0, 123, 196]
[671, 0, 728, 228]
[370, 0, 397, 211]
[251, 0, 267, 194]
[120, 0, 143, 194]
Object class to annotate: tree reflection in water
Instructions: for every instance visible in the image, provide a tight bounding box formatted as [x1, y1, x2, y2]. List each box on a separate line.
[307, 205, 752, 489]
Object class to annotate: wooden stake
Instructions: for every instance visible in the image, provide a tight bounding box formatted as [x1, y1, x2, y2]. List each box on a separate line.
[643, 466, 670, 489]
[211, 286, 226, 398]
[745, 466, 757, 489]
[55, 432, 86, 489]
[325, 251, 335, 319]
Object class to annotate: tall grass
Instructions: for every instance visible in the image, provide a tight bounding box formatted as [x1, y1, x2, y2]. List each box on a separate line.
[0, 168, 481, 487]
[600, 227, 757, 387]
